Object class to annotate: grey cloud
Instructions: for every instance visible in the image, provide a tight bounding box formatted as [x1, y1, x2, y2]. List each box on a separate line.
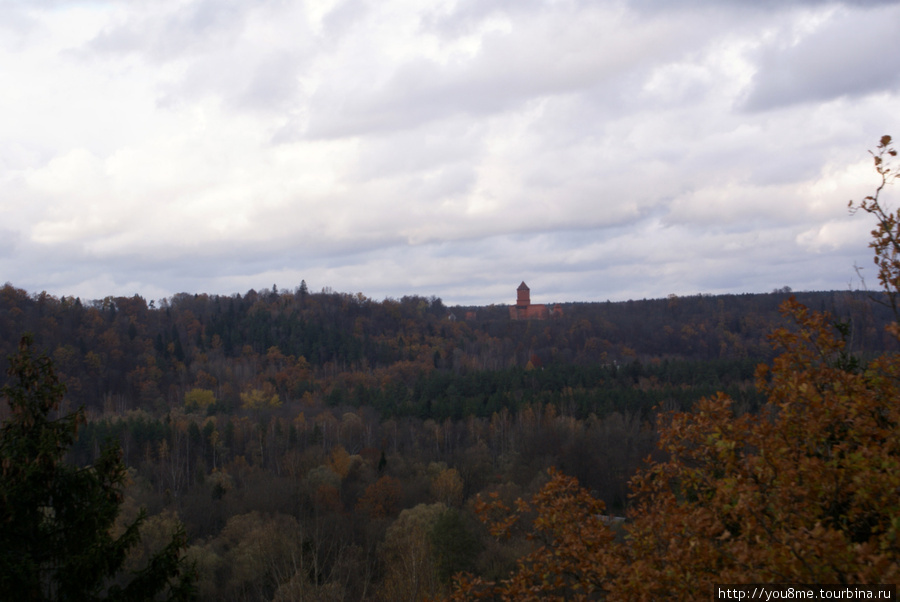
[743, 5, 900, 111]
[304, 55, 530, 139]
[86, 0, 250, 60]
[5, 209, 872, 306]
[232, 50, 307, 111]
[420, 0, 547, 38]
[0, 229, 20, 258]
[320, 0, 372, 39]
[0, 4, 39, 47]
[385, 223, 867, 304]
[399, 164, 478, 204]
[155, 47, 312, 113]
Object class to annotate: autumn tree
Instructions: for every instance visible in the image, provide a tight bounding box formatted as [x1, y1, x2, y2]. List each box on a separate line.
[447, 469, 615, 600]
[431, 467, 464, 507]
[195, 511, 308, 600]
[183, 388, 215, 413]
[357, 475, 404, 520]
[239, 385, 281, 411]
[379, 503, 447, 601]
[0, 335, 196, 601]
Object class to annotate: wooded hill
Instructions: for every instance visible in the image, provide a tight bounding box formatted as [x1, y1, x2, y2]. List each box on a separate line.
[0, 281, 896, 600]
[0, 282, 893, 420]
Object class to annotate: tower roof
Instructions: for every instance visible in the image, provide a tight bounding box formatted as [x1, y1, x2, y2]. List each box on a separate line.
[518, 281, 529, 290]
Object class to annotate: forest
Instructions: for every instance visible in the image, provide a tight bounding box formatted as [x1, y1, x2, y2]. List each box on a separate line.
[1, 277, 897, 600]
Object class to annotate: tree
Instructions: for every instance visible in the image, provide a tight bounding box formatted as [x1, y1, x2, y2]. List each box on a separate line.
[429, 509, 483, 585]
[356, 475, 404, 520]
[240, 386, 281, 411]
[431, 467, 464, 507]
[447, 469, 615, 601]
[197, 511, 309, 601]
[379, 503, 447, 601]
[0, 335, 196, 601]
[183, 388, 215, 413]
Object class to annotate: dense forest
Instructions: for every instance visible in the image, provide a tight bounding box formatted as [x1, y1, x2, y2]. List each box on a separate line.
[0, 280, 896, 600]
[1, 282, 894, 419]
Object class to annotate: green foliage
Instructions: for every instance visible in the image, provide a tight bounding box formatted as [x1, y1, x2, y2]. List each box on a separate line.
[0, 335, 195, 601]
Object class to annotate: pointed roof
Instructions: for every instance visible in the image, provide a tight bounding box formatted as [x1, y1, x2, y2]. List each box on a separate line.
[518, 281, 529, 290]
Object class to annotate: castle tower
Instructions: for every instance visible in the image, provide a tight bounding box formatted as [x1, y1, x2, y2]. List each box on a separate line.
[511, 282, 556, 320]
[516, 281, 530, 308]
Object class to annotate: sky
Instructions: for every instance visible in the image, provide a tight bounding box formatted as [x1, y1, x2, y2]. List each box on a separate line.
[2, 0, 899, 307]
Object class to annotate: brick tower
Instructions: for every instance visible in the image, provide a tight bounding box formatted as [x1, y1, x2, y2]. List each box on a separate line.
[516, 281, 531, 308]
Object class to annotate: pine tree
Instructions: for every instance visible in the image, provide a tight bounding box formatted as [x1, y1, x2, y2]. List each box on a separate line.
[0, 335, 196, 601]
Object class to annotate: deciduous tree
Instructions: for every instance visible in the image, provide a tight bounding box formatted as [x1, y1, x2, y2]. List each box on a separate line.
[447, 469, 615, 601]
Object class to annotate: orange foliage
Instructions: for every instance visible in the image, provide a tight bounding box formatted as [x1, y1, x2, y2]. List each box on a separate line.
[356, 475, 403, 519]
[447, 468, 615, 601]
[616, 298, 900, 598]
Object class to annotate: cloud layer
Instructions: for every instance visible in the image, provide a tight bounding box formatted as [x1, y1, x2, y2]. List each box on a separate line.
[2, 0, 898, 305]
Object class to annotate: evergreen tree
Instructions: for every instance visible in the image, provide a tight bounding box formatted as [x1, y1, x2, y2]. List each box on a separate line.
[0, 335, 196, 601]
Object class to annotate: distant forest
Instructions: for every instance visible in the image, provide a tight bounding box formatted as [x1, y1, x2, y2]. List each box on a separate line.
[1, 282, 894, 418]
[0, 281, 896, 600]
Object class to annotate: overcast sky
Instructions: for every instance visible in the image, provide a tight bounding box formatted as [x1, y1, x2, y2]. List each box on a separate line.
[2, 0, 899, 306]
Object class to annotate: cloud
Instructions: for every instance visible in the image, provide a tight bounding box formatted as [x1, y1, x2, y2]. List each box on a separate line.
[742, 4, 900, 111]
[85, 0, 251, 61]
[0, 229, 20, 260]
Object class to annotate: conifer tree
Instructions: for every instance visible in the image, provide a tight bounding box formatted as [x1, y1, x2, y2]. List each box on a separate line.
[0, 335, 196, 601]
